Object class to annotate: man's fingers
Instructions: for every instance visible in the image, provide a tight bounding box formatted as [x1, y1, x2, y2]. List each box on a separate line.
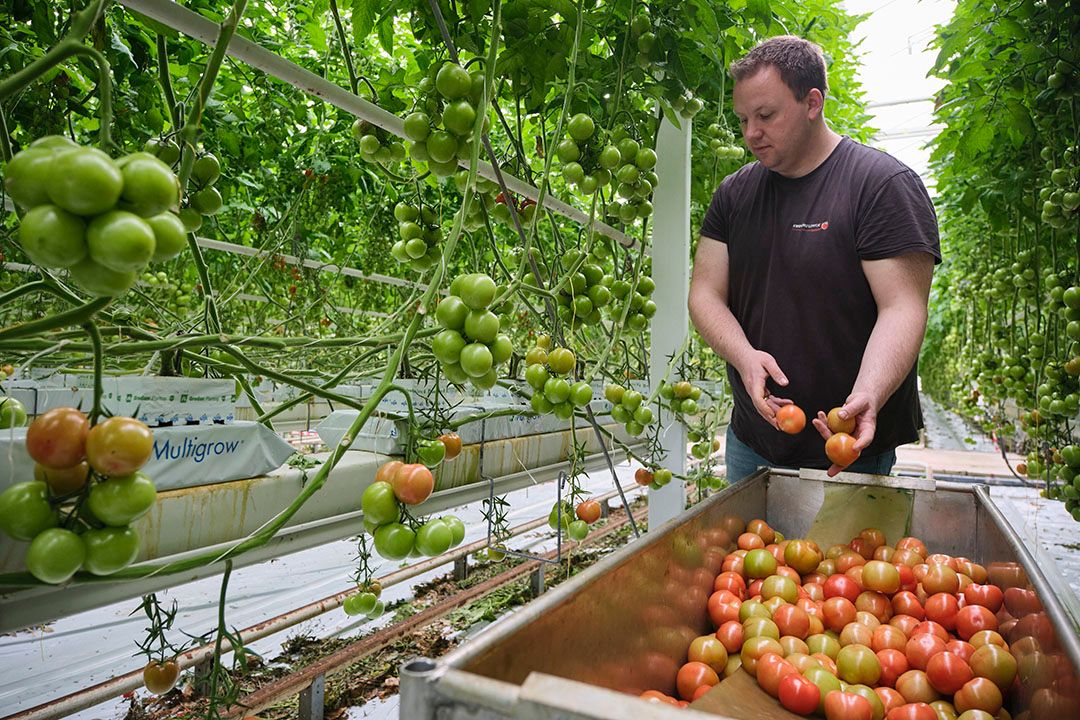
[853, 420, 876, 451]
[762, 354, 789, 387]
[826, 463, 843, 477]
[839, 395, 870, 421]
[811, 416, 832, 440]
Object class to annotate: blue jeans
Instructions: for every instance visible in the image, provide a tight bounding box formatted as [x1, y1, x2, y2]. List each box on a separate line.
[724, 425, 896, 483]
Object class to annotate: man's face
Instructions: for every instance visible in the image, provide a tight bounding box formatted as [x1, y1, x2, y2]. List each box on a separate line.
[732, 65, 819, 176]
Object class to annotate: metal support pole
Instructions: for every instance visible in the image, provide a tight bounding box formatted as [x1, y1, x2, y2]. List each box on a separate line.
[529, 565, 545, 597]
[647, 114, 691, 531]
[192, 659, 213, 695]
[453, 555, 469, 581]
[298, 674, 325, 720]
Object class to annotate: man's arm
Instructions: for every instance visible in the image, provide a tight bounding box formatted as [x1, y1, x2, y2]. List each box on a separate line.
[688, 238, 791, 428]
[812, 251, 935, 467]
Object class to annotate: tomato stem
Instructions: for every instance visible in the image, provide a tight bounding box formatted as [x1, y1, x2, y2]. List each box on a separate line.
[0, 296, 111, 342]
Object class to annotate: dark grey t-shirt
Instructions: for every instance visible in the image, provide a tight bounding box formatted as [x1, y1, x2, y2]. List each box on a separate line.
[699, 136, 941, 468]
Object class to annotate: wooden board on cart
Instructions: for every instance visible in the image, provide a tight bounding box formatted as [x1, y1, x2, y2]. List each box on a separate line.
[689, 668, 805, 719]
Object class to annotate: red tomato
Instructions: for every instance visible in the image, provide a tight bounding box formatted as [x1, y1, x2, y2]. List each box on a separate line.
[892, 591, 925, 619]
[437, 432, 462, 460]
[895, 563, 917, 591]
[911, 620, 949, 642]
[716, 620, 744, 653]
[777, 404, 807, 434]
[923, 593, 959, 631]
[575, 500, 601, 524]
[738, 531, 766, 550]
[905, 632, 946, 671]
[634, 467, 654, 486]
[756, 653, 798, 696]
[774, 603, 811, 639]
[952, 677, 1002, 715]
[890, 614, 920, 637]
[26, 407, 89, 469]
[962, 584, 1003, 613]
[824, 691, 874, 720]
[640, 690, 680, 706]
[825, 432, 860, 467]
[877, 648, 910, 687]
[925, 650, 973, 694]
[837, 550, 868, 573]
[954, 605, 997, 640]
[707, 590, 741, 626]
[392, 463, 434, 505]
[676, 661, 719, 701]
[872, 624, 908, 653]
[823, 596, 858, 632]
[876, 687, 906, 716]
[896, 537, 928, 557]
[714, 571, 746, 597]
[944, 639, 975, 662]
[779, 672, 821, 715]
[825, 574, 862, 603]
[886, 702, 937, 720]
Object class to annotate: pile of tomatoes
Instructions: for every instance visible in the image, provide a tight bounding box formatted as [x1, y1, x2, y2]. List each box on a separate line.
[642, 520, 1028, 720]
[0, 408, 156, 583]
[7, 136, 187, 297]
[360, 459, 465, 561]
[431, 273, 513, 391]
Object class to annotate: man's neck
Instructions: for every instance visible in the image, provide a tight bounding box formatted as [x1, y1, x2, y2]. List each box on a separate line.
[780, 126, 844, 179]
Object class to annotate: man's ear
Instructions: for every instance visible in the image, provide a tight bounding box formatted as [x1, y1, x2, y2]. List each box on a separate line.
[806, 88, 825, 120]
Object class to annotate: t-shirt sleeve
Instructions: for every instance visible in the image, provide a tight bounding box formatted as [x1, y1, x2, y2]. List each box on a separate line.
[855, 170, 942, 263]
[699, 185, 727, 242]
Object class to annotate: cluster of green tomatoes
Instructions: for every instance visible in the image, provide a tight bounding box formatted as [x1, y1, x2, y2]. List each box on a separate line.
[432, 273, 513, 391]
[1039, 144, 1078, 229]
[389, 201, 443, 271]
[603, 383, 655, 437]
[705, 123, 746, 161]
[523, 338, 592, 418]
[403, 61, 489, 177]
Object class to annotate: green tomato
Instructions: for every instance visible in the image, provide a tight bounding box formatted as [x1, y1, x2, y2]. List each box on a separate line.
[633, 405, 654, 425]
[178, 207, 203, 232]
[548, 501, 572, 530]
[544, 377, 571, 404]
[621, 390, 643, 411]
[146, 212, 188, 262]
[0, 397, 27, 428]
[625, 420, 645, 436]
[604, 384, 625, 404]
[654, 468, 673, 485]
[442, 515, 466, 547]
[426, 131, 458, 164]
[617, 138, 640, 164]
[531, 392, 554, 414]
[489, 334, 513, 365]
[31, 135, 79, 151]
[442, 362, 469, 385]
[193, 153, 221, 185]
[435, 62, 471, 100]
[552, 401, 575, 420]
[569, 381, 593, 408]
[442, 100, 477, 135]
[0, 481, 58, 541]
[25, 528, 86, 584]
[190, 187, 223, 215]
[18, 204, 87, 268]
[87, 210, 156, 273]
[87, 472, 158, 527]
[464, 310, 500, 343]
[680, 399, 699, 416]
[458, 273, 497, 310]
[470, 368, 498, 391]
[81, 525, 140, 575]
[635, 147, 658, 170]
[47, 147, 123, 216]
[417, 439, 447, 468]
[610, 404, 630, 423]
[4, 147, 56, 208]
[432, 329, 467, 365]
[598, 145, 622, 170]
[361, 481, 401, 526]
[373, 522, 415, 560]
[459, 343, 493, 378]
[119, 153, 179, 217]
[403, 112, 431, 142]
[567, 519, 589, 541]
[567, 113, 595, 141]
[556, 139, 581, 163]
[414, 520, 453, 556]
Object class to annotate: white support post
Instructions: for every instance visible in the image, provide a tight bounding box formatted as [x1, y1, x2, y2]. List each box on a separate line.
[647, 115, 692, 531]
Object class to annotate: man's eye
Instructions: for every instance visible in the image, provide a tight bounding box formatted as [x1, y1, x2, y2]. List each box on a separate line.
[760, 113, 772, 120]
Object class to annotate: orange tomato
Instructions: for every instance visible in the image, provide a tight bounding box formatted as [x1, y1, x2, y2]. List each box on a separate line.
[777, 404, 807, 434]
[825, 432, 861, 467]
[827, 406, 857, 434]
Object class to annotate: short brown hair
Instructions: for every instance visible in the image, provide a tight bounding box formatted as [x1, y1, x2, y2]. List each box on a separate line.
[729, 36, 829, 101]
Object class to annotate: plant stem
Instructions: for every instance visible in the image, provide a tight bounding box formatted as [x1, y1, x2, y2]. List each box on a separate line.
[0, 297, 111, 342]
[328, 0, 360, 96]
[83, 320, 104, 423]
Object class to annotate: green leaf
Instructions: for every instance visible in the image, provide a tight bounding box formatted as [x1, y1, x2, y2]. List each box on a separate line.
[351, 0, 379, 46]
[747, 0, 772, 30]
[377, 15, 394, 54]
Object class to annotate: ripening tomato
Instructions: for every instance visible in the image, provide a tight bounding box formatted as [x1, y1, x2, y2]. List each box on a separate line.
[944, 640, 975, 663]
[575, 499, 601, 524]
[689, 634, 729, 674]
[837, 643, 882, 686]
[758, 653, 800, 697]
[714, 571, 746, 597]
[961, 584, 1003, 613]
[803, 666, 843, 713]
[877, 648, 910, 687]
[823, 596, 858, 632]
[825, 574, 862, 603]
[872, 624, 907, 652]
[676, 660, 719, 701]
[876, 687, 906, 716]
[905, 632, 947, 671]
[773, 603, 811, 639]
[922, 564, 960, 595]
[143, 659, 181, 695]
[895, 669, 940, 704]
[739, 531, 766, 550]
[392, 463, 434, 505]
[841, 622, 874, 647]
[707, 590, 742, 626]
[436, 432, 462, 460]
[856, 591, 892, 622]
[785, 539, 824, 574]
[925, 650, 973, 694]
[824, 690, 875, 720]
[777, 404, 807, 434]
[744, 548, 778, 579]
[741, 636, 785, 675]
[952, 678, 1002, 715]
[886, 703, 937, 720]
[26, 407, 89, 469]
[779, 672, 821, 715]
[892, 591, 924, 620]
[863, 560, 902, 594]
[954, 605, 997, 641]
[911, 620, 949, 642]
[85, 417, 154, 476]
[826, 432, 861, 467]
[375, 460, 403, 485]
[716, 620, 744, 653]
[808, 633, 842, 660]
[634, 467, 653, 486]
[967, 643, 1016, 689]
[896, 537, 928, 558]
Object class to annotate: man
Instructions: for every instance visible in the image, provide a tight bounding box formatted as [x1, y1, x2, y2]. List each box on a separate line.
[688, 36, 940, 480]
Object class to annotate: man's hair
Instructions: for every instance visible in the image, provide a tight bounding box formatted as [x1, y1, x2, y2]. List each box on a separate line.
[729, 36, 829, 101]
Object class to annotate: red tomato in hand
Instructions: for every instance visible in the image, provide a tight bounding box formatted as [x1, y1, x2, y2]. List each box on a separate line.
[825, 432, 860, 467]
[777, 404, 807, 434]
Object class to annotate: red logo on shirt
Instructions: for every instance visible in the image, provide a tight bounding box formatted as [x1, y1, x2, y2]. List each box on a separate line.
[792, 220, 830, 232]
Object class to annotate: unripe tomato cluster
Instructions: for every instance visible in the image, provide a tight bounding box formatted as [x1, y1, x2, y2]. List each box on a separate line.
[389, 201, 444, 271]
[1043, 59, 1075, 96]
[7, 136, 187, 297]
[547, 497, 603, 541]
[432, 273, 512, 391]
[352, 119, 407, 166]
[0, 408, 156, 584]
[405, 61, 489, 178]
[143, 140, 223, 232]
[554, 249, 614, 329]
[524, 342, 592, 419]
[1039, 144, 1078, 229]
[488, 191, 538, 228]
[634, 465, 674, 490]
[606, 269, 657, 334]
[603, 383, 655, 437]
[360, 460, 466, 561]
[705, 122, 746, 160]
[140, 270, 196, 308]
[644, 520, 1027, 720]
[343, 580, 385, 620]
[660, 378, 706, 419]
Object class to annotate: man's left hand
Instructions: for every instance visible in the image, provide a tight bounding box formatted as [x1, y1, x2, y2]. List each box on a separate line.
[811, 391, 878, 476]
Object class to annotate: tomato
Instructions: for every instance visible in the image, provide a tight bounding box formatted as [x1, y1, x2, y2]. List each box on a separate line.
[546, 347, 576, 376]
[892, 591, 925, 620]
[944, 640, 975, 663]
[757, 653, 798, 696]
[922, 564, 959, 595]
[906, 631, 947, 671]
[744, 616, 781, 640]
[566, 519, 588, 540]
[877, 648, 910, 687]
[435, 62, 471, 99]
[0, 481, 58, 541]
[837, 644, 882, 685]
[808, 632, 842, 659]
[823, 597, 857, 631]
[146, 212, 187, 262]
[857, 591, 893, 622]
[739, 531, 766, 550]
[895, 669, 940, 704]
[689, 634, 729, 674]
[841, 622, 874, 647]
[0, 397, 26, 429]
[34, 461, 89, 496]
[47, 147, 123, 215]
[804, 666, 843, 713]
[119, 153, 179, 217]
[707, 590, 741, 626]
[143, 659, 180, 695]
[26, 408, 89, 469]
[741, 636, 784, 675]
[24, 527, 85, 584]
[640, 689, 680, 706]
[463, 309, 499, 344]
[414, 520, 453, 556]
[784, 539, 823, 574]
[714, 619, 743, 653]
[676, 660, 719, 701]
[178, 208, 202, 232]
[18, 204, 88, 269]
[86, 209, 156, 272]
[459, 343, 493, 378]
[190, 187, 222, 215]
[952, 678, 1002, 715]
[911, 620, 949, 642]
[773, 603, 811, 638]
[439, 515, 465, 547]
[961, 584, 1003, 613]
[744, 548, 778, 578]
[924, 593, 959, 631]
[416, 439, 447, 468]
[954, 605, 997, 641]
[82, 525, 140, 575]
[567, 113, 595, 142]
[634, 467, 653, 486]
[825, 574, 862, 603]
[87, 471, 157, 526]
[861, 560, 901, 594]
[373, 522, 415, 560]
[827, 407, 857, 434]
[872, 624, 907, 652]
[825, 691, 875, 720]
[826, 432, 861, 467]
[455, 273, 496, 310]
[360, 481, 399, 525]
[887, 703, 937, 720]
[576, 500, 601, 524]
[432, 330, 467, 365]
[966, 644, 1015, 690]
[779, 671, 821, 714]
[489, 335, 512, 366]
[923, 649, 972, 695]
[85, 417, 153, 476]
[776, 404, 807, 434]
[5, 147, 56, 208]
[70, 257, 138, 296]
[435, 432, 462, 461]
[392, 463, 433, 505]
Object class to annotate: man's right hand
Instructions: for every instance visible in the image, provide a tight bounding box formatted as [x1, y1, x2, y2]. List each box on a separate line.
[736, 349, 792, 429]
